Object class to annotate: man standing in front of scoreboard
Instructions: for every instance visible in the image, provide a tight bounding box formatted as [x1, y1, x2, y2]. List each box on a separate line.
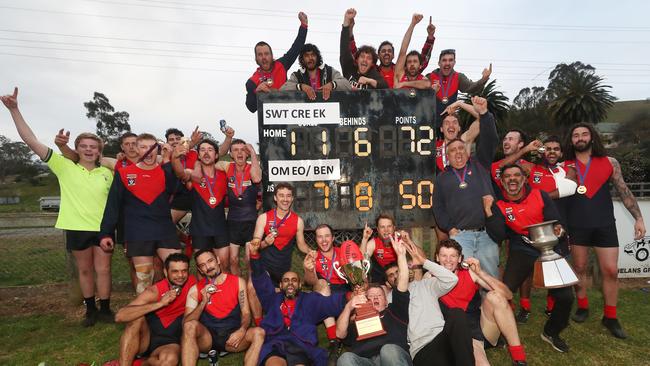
[281, 43, 351, 100]
[433, 96, 500, 278]
[252, 182, 311, 285]
[245, 12, 309, 113]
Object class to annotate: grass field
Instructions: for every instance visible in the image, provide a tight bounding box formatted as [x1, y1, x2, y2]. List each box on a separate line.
[1, 230, 649, 365]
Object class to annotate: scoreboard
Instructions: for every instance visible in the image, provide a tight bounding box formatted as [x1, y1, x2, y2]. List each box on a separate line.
[257, 90, 437, 230]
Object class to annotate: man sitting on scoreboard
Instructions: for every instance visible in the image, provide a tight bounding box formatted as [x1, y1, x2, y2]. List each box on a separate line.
[340, 8, 388, 90]
[393, 14, 432, 90]
[347, 11, 435, 89]
[427, 49, 492, 128]
[281, 43, 351, 100]
[360, 214, 400, 283]
[245, 12, 309, 113]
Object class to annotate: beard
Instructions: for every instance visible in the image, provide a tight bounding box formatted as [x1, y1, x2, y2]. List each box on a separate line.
[283, 288, 299, 299]
[573, 139, 592, 152]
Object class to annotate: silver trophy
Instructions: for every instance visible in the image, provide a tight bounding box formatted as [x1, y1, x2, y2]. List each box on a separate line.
[522, 220, 578, 288]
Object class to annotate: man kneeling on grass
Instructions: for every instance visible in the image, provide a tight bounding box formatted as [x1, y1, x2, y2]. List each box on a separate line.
[113, 253, 196, 366]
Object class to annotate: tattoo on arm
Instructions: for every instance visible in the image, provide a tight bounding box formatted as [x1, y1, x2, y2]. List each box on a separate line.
[610, 157, 643, 220]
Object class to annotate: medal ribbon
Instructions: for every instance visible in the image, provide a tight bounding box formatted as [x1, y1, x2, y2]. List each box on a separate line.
[234, 166, 246, 198]
[574, 157, 592, 187]
[440, 71, 455, 100]
[452, 165, 468, 186]
[323, 251, 337, 283]
[273, 209, 291, 231]
[202, 168, 219, 203]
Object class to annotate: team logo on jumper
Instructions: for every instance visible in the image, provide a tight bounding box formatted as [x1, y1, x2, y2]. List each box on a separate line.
[126, 174, 137, 186]
[199, 179, 207, 188]
[320, 258, 328, 271]
[436, 148, 442, 158]
[505, 207, 515, 222]
[495, 169, 501, 179]
[533, 172, 542, 184]
[376, 249, 384, 259]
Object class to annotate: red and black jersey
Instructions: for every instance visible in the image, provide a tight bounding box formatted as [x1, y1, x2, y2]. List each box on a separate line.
[226, 162, 259, 222]
[564, 156, 615, 228]
[149, 275, 197, 328]
[379, 65, 396, 89]
[372, 237, 397, 268]
[429, 71, 460, 104]
[280, 298, 296, 328]
[440, 269, 478, 311]
[197, 274, 242, 331]
[315, 247, 347, 285]
[249, 62, 287, 91]
[261, 210, 300, 282]
[398, 73, 425, 88]
[100, 163, 178, 242]
[528, 164, 558, 193]
[494, 188, 555, 256]
[491, 158, 528, 196]
[114, 157, 135, 174]
[189, 169, 228, 237]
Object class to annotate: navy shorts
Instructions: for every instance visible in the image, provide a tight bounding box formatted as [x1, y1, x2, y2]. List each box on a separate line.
[227, 220, 256, 246]
[569, 224, 619, 248]
[65, 230, 101, 251]
[126, 238, 181, 257]
[193, 235, 230, 250]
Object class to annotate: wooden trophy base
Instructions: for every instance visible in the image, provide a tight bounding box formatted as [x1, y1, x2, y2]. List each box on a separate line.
[533, 258, 579, 289]
[355, 302, 387, 340]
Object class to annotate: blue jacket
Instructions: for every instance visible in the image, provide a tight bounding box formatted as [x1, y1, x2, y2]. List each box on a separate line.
[251, 257, 346, 366]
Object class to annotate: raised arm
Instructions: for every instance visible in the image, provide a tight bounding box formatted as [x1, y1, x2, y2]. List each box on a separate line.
[496, 140, 541, 172]
[418, 17, 436, 72]
[472, 97, 498, 169]
[302, 250, 319, 286]
[609, 157, 646, 239]
[458, 64, 492, 94]
[394, 14, 423, 86]
[483, 195, 507, 244]
[219, 127, 234, 157]
[339, 9, 357, 78]
[1, 87, 49, 159]
[392, 237, 410, 292]
[359, 222, 375, 258]
[247, 144, 262, 183]
[278, 12, 308, 71]
[171, 145, 192, 182]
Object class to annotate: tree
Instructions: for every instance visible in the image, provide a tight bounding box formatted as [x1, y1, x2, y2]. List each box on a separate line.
[546, 62, 616, 131]
[611, 111, 650, 182]
[0, 135, 36, 183]
[84, 92, 131, 155]
[505, 86, 553, 137]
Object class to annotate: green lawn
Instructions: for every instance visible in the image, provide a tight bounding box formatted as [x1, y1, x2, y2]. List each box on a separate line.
[0, 287, 648, 365]
[1, 219, 649, 365]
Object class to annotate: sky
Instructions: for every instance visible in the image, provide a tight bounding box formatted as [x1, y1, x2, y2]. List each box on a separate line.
[1, 0, 648, 150]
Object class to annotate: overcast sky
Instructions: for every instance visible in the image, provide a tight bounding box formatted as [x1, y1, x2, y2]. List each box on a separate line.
[1, 0, 648, 151]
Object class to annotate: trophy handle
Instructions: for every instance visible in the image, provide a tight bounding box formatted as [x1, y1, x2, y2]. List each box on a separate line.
[522, 236, 534, 245]
[332, 262, 349, 284]
[362, 259, 371, 275]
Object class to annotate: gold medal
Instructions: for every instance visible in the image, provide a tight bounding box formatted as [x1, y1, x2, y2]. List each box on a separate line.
[442, 97, 449, 104]
[209, 196, 217, 205]
[459, 182, 468, 189]
[409, 89, 416, 98]
[266, 78, 274, 87]
[577, 185, 587, 195]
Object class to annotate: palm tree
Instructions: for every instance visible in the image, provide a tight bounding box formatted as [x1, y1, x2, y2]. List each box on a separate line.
[546, 62, 616, 130]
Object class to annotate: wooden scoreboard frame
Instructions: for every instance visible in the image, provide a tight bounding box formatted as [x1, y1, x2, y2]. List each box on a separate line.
[257, 89, 438, 230]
